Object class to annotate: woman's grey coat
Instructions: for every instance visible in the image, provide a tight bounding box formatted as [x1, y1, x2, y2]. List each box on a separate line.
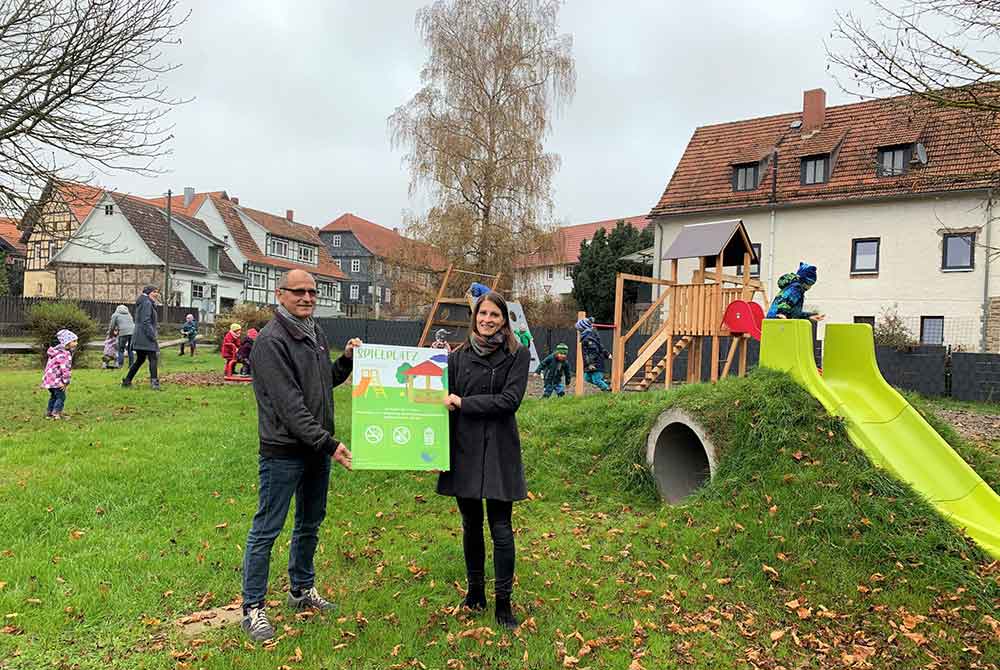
[130, 294, 159, 352]
[109, 305, 135, 337]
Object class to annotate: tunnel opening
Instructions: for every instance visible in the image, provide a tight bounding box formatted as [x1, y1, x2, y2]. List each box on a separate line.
[645, 410, 716, 503]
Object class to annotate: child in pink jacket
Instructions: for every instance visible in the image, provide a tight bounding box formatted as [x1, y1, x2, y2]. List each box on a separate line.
[42, 329, 78, 419]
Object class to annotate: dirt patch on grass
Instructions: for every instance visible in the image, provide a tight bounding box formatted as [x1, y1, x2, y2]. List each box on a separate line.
[936, 408, 1000, 442]
[160, 372, 233, 387]
[174, 604, 243, 637]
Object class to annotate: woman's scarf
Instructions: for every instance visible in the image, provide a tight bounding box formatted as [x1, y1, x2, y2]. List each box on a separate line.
[468, 330, 505, 357]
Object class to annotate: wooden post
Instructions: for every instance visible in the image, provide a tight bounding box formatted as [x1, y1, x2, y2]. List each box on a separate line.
[710, 254, 723, 382]
[611, 273, 625, 392]
[664, 335, 673, 389]
[738, 335, 748, 377]
[720, 335, 741, 379]
[418, 264, 453, 347]
[575, 310, 586, 397]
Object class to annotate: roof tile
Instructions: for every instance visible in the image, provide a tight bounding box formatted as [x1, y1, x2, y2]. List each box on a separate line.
[321, 213, 448, 271]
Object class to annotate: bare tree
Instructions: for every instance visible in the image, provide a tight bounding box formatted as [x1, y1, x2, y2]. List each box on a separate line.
[829, 0, 1000, 262]
[0, 0, 186, 233]
[389, 0, 575, 276]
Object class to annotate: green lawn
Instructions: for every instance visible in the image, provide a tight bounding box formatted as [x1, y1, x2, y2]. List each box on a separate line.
[1, 354, 999, 669]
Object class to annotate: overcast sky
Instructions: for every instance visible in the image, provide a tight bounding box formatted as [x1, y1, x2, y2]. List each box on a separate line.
[104, 0, 880, 230]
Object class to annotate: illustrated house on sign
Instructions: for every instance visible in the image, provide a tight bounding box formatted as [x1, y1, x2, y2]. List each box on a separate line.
[403, 360, 445, 404]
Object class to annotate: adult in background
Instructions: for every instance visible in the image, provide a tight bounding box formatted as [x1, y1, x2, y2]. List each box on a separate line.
[109, 304, 135, 369]
[121, 285, 161, 390]
[241, 269, 361, 642]
[437, 291, 531, 631]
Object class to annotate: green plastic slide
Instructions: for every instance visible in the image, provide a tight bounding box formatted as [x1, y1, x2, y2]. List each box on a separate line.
[760, 319, 1000, 559]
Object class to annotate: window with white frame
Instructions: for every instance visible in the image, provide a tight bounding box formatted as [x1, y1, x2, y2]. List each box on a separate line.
[546, 267, 554, 280]
[298, 245, 316, 264]
[248, 271, 267, 289]
[350, 284, 359, 300]
[376, 260, 383, 274]
[334, 258, 341, 269]
[268, 237, 289, 258]
[564, 265, 574, 279]
[351, 258, 361, 273]
[317, 281, 331, 298]
[191, 283, 205, 299]
[384, 287, 391, 304]
[331, 234, 341, 247]
[376, 286, 382, 301]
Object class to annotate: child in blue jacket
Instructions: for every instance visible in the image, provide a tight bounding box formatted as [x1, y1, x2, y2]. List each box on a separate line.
[766, 262, 825, 322]
[575, 317, 611, 391]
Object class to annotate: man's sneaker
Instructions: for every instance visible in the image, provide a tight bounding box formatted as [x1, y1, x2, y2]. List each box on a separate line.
[287, 586, 335, 611]
[241, 605, 275, 642]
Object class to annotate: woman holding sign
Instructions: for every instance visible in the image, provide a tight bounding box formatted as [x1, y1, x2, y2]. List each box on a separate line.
[438, 291, 531, 631]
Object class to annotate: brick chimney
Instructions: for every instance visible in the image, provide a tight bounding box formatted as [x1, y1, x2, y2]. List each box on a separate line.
[286, 209, 294, 222]
[231, 196, 239, 205]
[802, 88, 826, 133]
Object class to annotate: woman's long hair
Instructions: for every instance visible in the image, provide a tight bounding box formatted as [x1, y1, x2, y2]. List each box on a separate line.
[469, 291, 520, 352]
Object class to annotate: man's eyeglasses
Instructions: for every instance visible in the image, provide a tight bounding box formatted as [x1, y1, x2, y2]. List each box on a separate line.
[279, 288, 318, 297]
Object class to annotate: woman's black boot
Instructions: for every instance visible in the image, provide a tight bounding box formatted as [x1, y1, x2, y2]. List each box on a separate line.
[461, 583, 487, 612]
[494, 596, 519, 630]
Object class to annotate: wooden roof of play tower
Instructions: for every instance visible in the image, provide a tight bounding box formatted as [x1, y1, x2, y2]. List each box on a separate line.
[662, 219, 757, 267]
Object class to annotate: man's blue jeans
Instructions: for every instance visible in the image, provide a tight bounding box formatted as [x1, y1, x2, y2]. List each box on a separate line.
[242, 455, 331, 607]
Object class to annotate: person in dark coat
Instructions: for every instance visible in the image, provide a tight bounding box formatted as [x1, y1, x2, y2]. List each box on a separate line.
[240, 269, 360, 643]
[437, 291, 530, 631]
[122, 285, 161, 390]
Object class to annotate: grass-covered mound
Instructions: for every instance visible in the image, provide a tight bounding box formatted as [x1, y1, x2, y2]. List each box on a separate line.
[0, 358, 997, 669]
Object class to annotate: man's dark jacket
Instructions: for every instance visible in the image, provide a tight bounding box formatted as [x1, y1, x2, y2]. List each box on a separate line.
[251, 313, 352, 458]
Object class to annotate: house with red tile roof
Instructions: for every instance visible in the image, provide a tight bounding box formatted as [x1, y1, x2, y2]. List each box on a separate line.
[146, 189, 346, 316]
[49, 191, 244, 319]
[18, 181, 104, 297]
[0, 217, 26, 295]
[320, 213, 446, 314]
[650, 88, 1000, 351]
[515, 215, 651, 299]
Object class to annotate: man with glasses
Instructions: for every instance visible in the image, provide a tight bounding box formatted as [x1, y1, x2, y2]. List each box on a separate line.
[241, 269, 362, 641]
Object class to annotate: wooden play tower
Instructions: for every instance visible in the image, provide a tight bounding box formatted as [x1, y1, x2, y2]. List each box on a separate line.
[610, 220, 769, 392]
[418, 264, 503, 349]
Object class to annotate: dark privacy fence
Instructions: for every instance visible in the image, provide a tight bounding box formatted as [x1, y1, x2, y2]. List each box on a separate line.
[314, 317, 999, 403]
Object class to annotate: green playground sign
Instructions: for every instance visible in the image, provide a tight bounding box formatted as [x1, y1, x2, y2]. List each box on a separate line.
[350, 344, 451, 470]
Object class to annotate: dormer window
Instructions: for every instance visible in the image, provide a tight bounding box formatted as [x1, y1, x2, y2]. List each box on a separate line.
[732, 163, 759, 192]
[268, 237, 288, 258]
[104, 204, 114, 215]
[877, 145, 910, 177]
[298, 245, 316, 264]
[800, 155, 829, 185]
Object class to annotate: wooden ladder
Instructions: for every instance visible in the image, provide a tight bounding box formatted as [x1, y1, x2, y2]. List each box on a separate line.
[636, 336, 692, 390]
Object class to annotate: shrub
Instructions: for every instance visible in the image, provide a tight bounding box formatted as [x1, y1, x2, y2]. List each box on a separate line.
[874, 303, 917, 350]
[26, 301, 99, 365]
[213, 302, 274, 339]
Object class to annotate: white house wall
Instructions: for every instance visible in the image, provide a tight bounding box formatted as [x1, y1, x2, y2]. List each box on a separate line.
[193, 199, 248, 269]
[237, 209, 269, 252]
[655, 193, 998, 349]
[53, 196, 161, 266]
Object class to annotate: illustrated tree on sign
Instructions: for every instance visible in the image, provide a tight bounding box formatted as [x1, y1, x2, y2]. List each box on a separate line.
[396, 363, 413, 385]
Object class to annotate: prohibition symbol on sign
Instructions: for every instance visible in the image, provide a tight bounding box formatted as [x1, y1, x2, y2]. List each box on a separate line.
[364, 425, 383, 444]
[392, 426, 411, 445]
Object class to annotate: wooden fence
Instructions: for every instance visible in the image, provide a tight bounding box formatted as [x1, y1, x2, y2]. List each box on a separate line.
[0, 296, 198, 335]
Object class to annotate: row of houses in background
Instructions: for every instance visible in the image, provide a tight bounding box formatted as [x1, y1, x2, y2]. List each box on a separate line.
[12, 184, 443, 321]
[5, 85, 999, 350]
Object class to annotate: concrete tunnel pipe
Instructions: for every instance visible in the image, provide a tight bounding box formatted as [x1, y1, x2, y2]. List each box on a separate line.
[645, 409, 718, 503]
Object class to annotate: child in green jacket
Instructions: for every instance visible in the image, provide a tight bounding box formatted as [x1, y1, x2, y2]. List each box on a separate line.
[536, 343, 572, 398]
